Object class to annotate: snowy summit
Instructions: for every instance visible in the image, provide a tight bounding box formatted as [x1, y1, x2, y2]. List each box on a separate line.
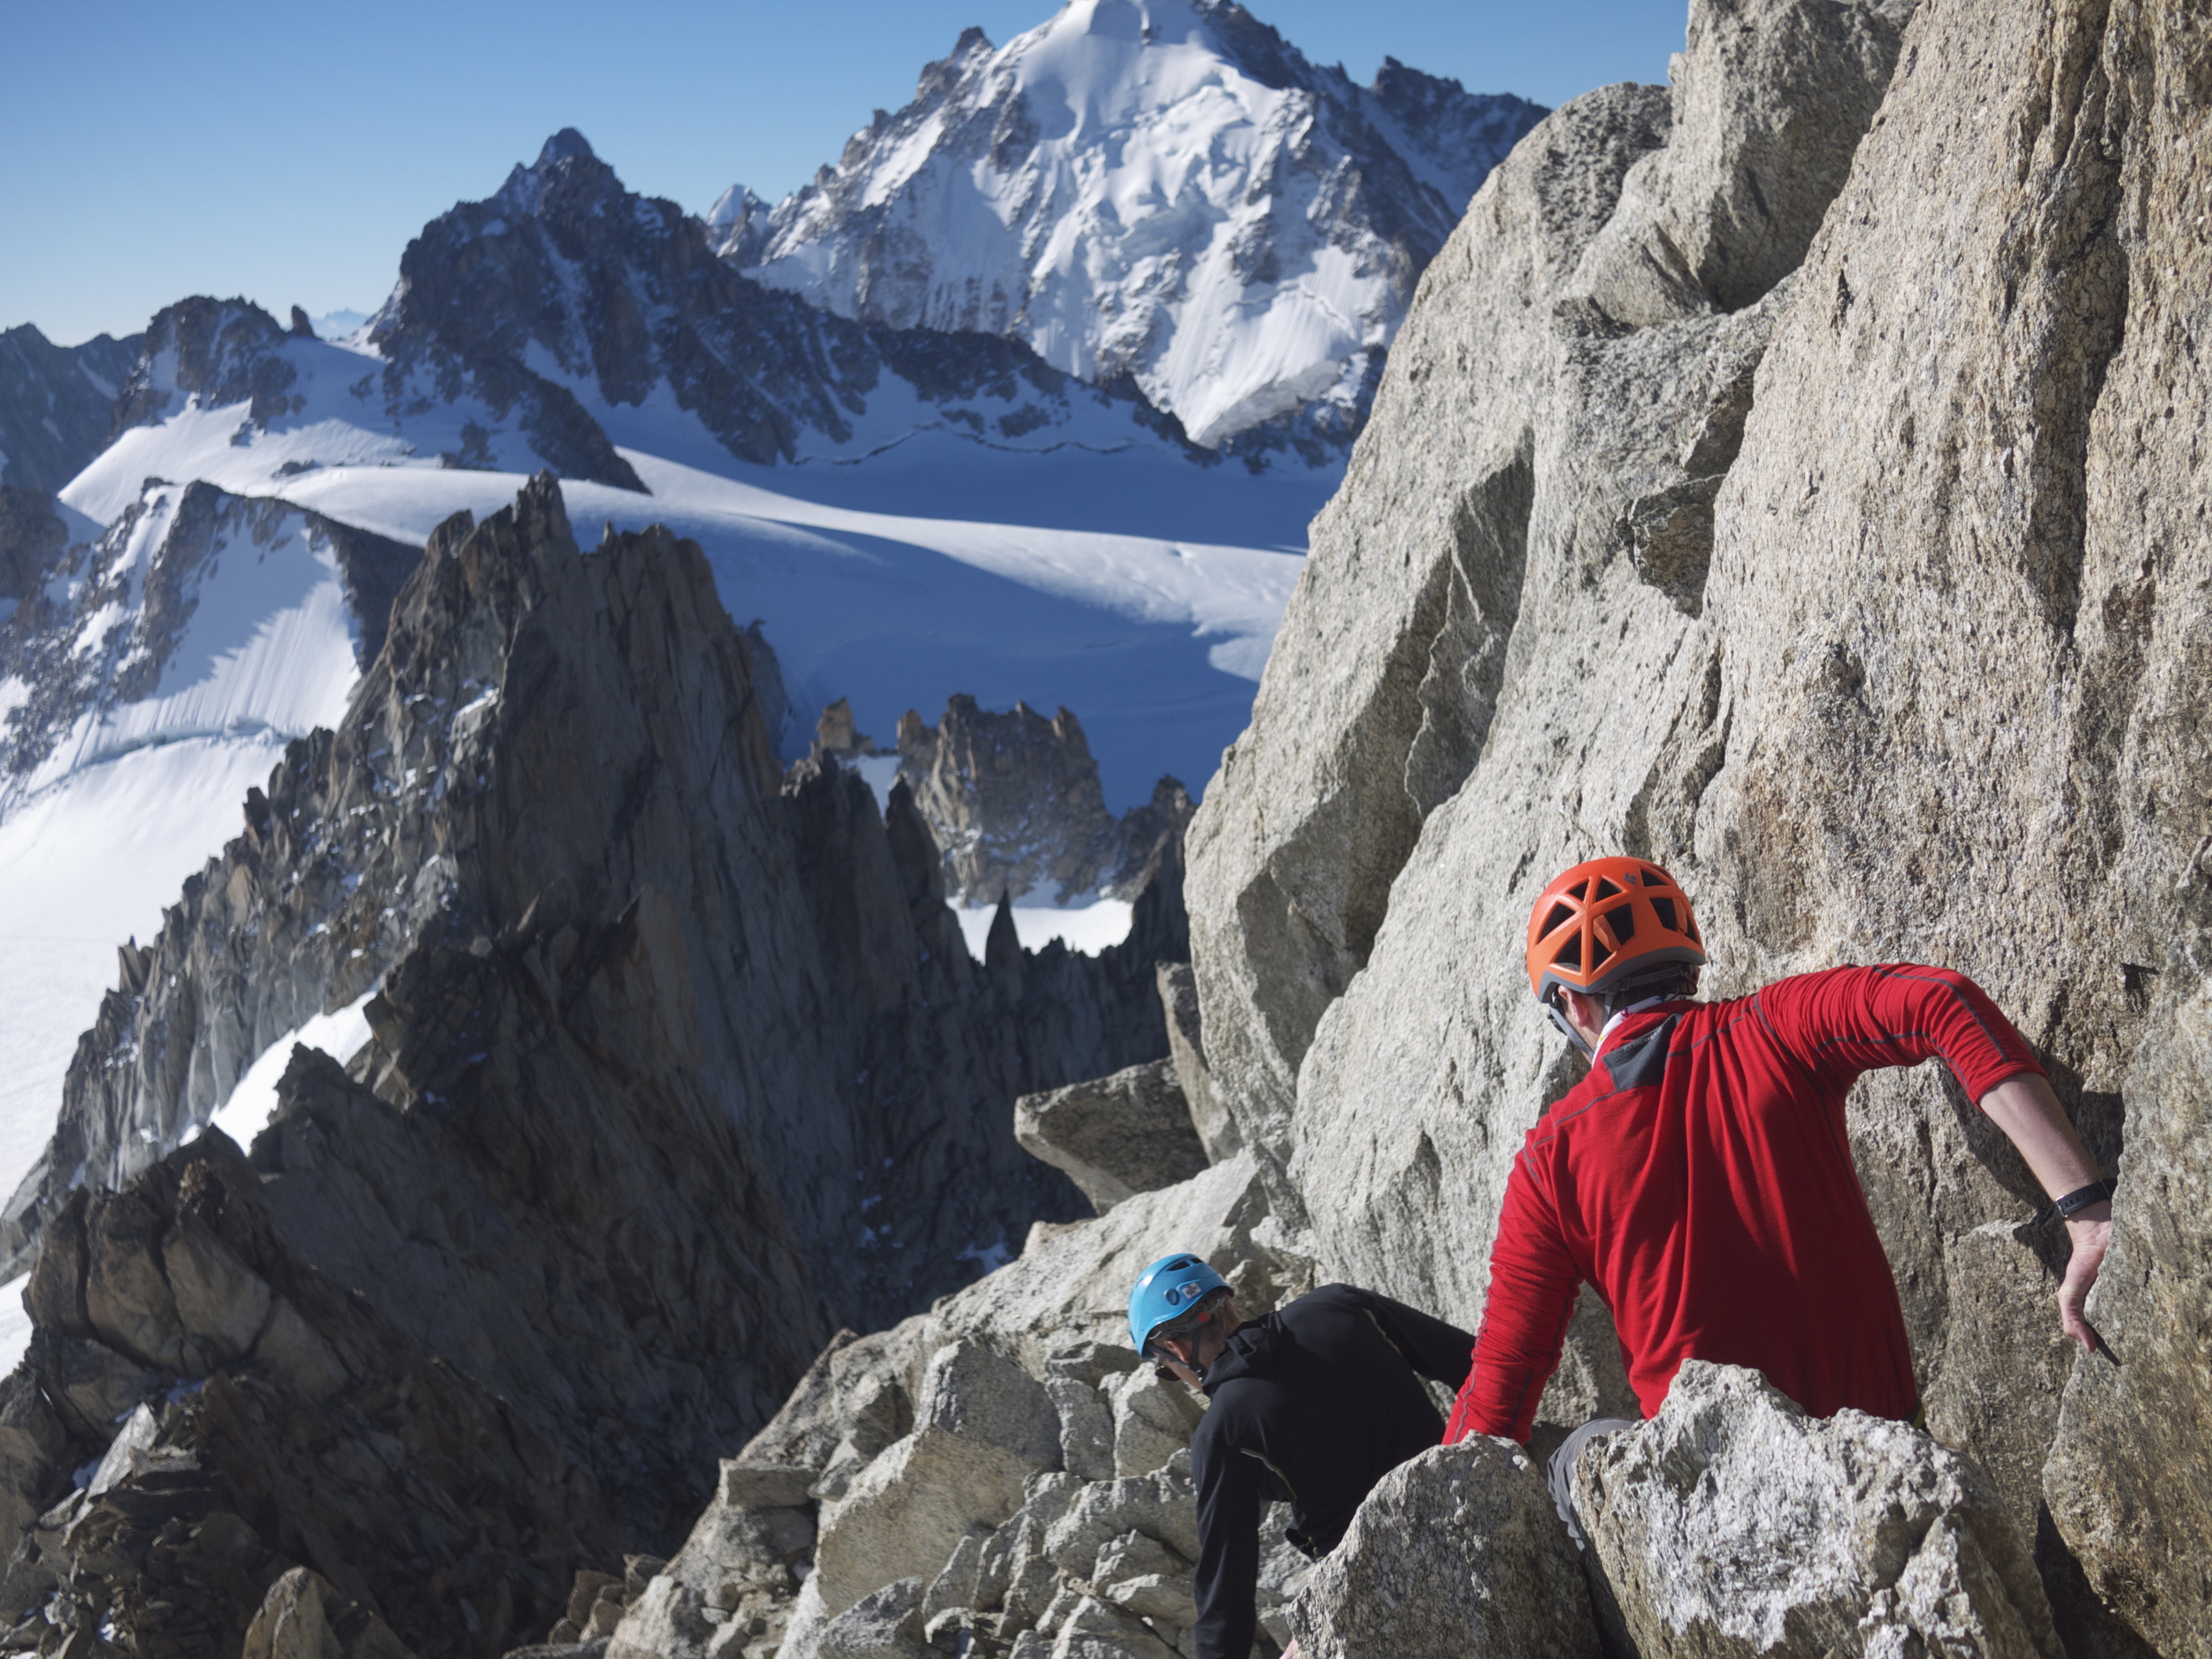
[724, 0, 1544, 458]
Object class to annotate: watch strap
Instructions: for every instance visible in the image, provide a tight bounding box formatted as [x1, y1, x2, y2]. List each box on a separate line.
[2053, 1178, 2116, 1219]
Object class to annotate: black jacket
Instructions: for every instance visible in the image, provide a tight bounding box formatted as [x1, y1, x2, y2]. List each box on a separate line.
[1188, 1284, 1475, 1659]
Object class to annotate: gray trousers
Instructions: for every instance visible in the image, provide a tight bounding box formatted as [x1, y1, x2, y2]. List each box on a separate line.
[1545, 1417, 1637, 1548]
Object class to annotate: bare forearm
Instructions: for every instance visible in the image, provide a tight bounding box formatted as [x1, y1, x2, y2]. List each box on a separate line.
[1978, 1072, 2105, 1200]
[1978, 1071, 2113, 1353]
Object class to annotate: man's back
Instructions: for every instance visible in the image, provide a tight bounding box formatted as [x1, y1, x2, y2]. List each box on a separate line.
[1454, 964, 2045, 1440]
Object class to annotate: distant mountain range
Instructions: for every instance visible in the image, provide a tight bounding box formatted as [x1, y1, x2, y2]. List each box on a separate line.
[0, 0, 1541, 1216]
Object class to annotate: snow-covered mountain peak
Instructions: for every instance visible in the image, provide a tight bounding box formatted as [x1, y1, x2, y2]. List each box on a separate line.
[705, 183, 772, 267]
[362, 130, 1204, 475]
[726, 1, 1544, 456]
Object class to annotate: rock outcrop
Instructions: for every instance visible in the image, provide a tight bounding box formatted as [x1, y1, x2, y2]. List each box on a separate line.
[600, 1152, 1320, 1657]
[1574, 1363, 2061, 1659]
[894, 698, 1194, 908]
[1288, 1439, 1597, 1659]
[0, 1133, 615, 1658]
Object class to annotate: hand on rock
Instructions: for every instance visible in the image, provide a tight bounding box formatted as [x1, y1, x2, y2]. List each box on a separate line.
[2060, 1210, 2111, 1356]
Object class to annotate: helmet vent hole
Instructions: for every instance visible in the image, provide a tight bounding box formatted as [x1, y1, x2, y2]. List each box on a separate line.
[1642, 865, 1671, 888]
[1555, 934, 1583, 971]
[1590, 937, 1613, 968]
[1594, 876, 1623, 900]
[1567, 879, 1589, 901]
[1651, 896, 1678, 932]
[1605, 902, 1635, 941]
[1542, 902, 1576, 937]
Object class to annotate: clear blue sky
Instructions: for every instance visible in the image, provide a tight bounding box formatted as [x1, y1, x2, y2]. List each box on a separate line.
[0, 0, 1688, 347]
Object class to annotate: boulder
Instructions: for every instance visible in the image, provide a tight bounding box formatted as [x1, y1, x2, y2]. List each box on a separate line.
[1045, 1377, 1118, 1483]
[809, 1577, 926, 1659]
[1045, 1595, 1179, 1659]
[811, 1342, 1061, 1617]
[1155, 964, 1239, 1164]
[242, 1566, 417, 1659]
[603, 1456, 816, 1659]
[1014, 1062, 1210, 1214]
[1094, 1531, 1195, 1627]
[1102, 1368, 1204, 1479]
[1574, 1363, 2061, 1659]
[1289, 1438, 1597, 1659]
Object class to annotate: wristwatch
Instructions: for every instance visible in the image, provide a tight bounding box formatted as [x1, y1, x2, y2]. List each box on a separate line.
[2052, 1178, 2116, 1219]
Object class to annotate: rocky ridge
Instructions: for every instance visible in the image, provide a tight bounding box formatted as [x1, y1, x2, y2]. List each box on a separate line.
[0, 326, 142, 495]
[112, 294, 647, 494]
[0, 475, 1209, 1658]
[726, 0, 1546, 459]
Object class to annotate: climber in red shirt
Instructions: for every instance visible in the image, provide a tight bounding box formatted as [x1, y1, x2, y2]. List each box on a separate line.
[1444, 856, 2115, 1463]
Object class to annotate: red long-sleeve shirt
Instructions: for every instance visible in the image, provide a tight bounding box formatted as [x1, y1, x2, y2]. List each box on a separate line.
[1445, 964, 2045, 1443]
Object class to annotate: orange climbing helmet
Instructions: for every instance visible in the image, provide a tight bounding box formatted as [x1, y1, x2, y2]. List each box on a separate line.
[1525, 856, 1707, 1004]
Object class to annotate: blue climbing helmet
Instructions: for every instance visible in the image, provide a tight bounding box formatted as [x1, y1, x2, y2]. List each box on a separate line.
[1128, 1253, 1230, 1357]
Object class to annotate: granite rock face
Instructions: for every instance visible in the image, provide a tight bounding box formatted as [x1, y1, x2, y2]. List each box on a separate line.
[1176, 0, 2208, 1646]
[1575, 1363, 2060, 1659]
[1289, 1438, 1598, 1659]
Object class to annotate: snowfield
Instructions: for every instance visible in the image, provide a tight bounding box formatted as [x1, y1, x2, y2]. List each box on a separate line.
[62, 413, 1320, 803]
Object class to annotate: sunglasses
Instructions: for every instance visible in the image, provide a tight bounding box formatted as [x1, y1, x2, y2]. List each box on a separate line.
[1143, 1300, 1218, 1363]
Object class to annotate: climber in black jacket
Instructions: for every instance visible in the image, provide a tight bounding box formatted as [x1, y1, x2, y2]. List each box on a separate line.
[1126, 1255, 1476, 1659]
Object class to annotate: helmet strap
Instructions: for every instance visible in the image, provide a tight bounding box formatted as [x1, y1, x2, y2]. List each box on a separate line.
[1545, 991, 1594, 1058]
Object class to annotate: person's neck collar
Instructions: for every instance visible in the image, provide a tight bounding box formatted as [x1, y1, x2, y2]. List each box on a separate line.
[1597, 993, 1676, 1048]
